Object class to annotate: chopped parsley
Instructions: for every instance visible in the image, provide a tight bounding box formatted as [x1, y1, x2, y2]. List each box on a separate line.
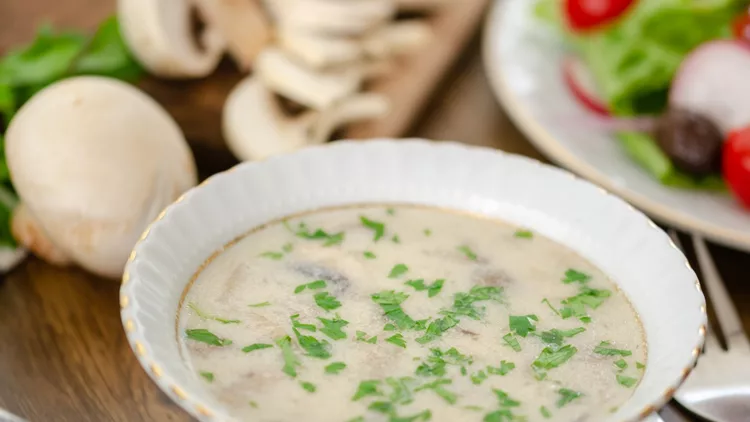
[487, 360, 515, 376]
[384, 323, 397, 331]
[355, 330, 377, 344]
[372, 291, 417, 330]
[386, 333, 407, 348]
[514, 230, 533, 238]
[294, 279, 327, 294]
[636, 361, 645, 369]
[614, 359, 628, 370]
[540, 406, 552, 418]
[291, 314, 317, 332]
[185, 329, 232, 346]
[405, 279, 445, 298]
[249, 401, 258, 408]
[293, 328, 331, 359]
[248, 301, 271, 308]
[415, 379, 457, 404]
[318, 316, 348, 340]
[538, 327, 586, 345]
[415, 347, 473, 378]
[187, 303, 240, 324]
[347, 418, 365, 422]
[360, 216, 386, 241]
[594, 341, 632, 356]
[424, 229, 432, 236]
[282, 243, 294, 253]
[388, 263, 409, 278]
[617, 374, 638, 388]
[493, 389, 521, 408]
[284, 221, 344, 246]
[509, 314, 538, 337]
[556, 388, 583, 407]
[445, 285, 503, 320]
[275, 335, 301, 377]
[325, 362, 346, 374]
[416, 315, 458, 344]
[386, 377, 416, 405]
[199, 371, 214, 382]
[300, 381, 316, 393]
[259, 251, 284, 260]
[456, 245, 478, 261]
[386, 208, 396, 215]
[242, 343, 273, 353]
[542, 298, 560, 316]
[562, 269, 591, 284]
[560, 286, 612, 321]
[532, 345, 578, 372]
[368, 401, 394, 414]
[352, 380, 384, 401]
[314, 291, 342, 311]
[502, 333, 521, 352]
[392, 410, 431, 421]
[470, 370, 488, 385]
[364, 251, 377, 259]
[391, 235, 401, 244]
[484, 410, 518, 422]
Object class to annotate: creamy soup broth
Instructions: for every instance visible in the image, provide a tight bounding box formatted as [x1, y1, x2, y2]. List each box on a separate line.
[178, 205, 647, 422]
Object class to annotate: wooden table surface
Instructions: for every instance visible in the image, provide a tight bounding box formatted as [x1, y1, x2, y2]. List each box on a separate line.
[0, 2, 748, 421]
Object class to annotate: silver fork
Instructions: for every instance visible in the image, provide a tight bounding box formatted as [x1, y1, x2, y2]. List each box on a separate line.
[668, 230, 750, 422]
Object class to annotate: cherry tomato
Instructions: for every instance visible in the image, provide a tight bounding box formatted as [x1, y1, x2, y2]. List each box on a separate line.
[564, 0, 637, 32]
[723, 126, 750, 209]
[733, 10, 750, 45]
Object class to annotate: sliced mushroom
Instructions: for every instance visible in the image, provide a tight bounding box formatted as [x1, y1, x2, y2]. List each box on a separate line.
[268, 0, 396, 35]
[277, 28, 364, 69]
[363, 21, 433, 58]
[117, 0, 226, 78]
[192, 0, 272, 70]
[255, 47, 362, 110]
[223, 76, 389, 161]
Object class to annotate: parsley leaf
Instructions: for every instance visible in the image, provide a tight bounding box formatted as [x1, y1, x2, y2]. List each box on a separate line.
[364, 251, 377, 259]
[386, 333, 407, 348]
[185, 329, 232, 346]
[314, 292, 342, 311]
[416, 315, 459, 344]
[542, 298, 560, 316]
[360, 216, 386, 241]
[368, 401, 394, 414]
[502, 333, 521, 352]
[248, 301, 271, 308]
[285, 221, 344, 246]
[259, 251, 284, 260]
[294, 280, 327, 294]
[562, 269, 591, 284]
[242, 343, 273, 353]
[318, 316, 348, 340]
[594, 341, 632, 356]
[540, 406, 552, 418]
[352, 380, 383, 401]
[391, 235, 401, 244]
[614, 359, 628, 370]
[291, 314, 317, 332]
[514, 230, 534, 238]
[415, 347, 472, 378]
[386, 208, 396, 215]
[457, 245, 478, 261]
[556, 389, 583, 407]
[282, 243, 294, 253]
[355, 330, 377, 344]
[415, 379, 457, 404]
[275, 335, 301, 377]
[636, 361, 646, 369]
[386, 377, 417, 405]
[493, 389, 521, 408]
[300, 381, 316, 393]
[487, 360, 515, 376]
[538, 327, 586, 345]
[293, 328, 331, 359]
[199, 371, 214, 382]
[384, 323, 397, 331]
[423, 229, 432, 236]
[188, 303, 240, 324]
[325, 362, 346, 374]
[391, 410, 431, 422]
[532, 345, 578, 370]
[617, 374, 638, 388]
[405, 279, 445, 298]
[388, 263, 409, 278]
[470, 370, 488, 385]
[560, 287, 611, 320]
[509, 314, 538, 337]
[372, 291, 417, 330]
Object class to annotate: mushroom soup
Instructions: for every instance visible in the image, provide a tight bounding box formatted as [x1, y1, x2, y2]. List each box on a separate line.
[178, 205, 647, 422]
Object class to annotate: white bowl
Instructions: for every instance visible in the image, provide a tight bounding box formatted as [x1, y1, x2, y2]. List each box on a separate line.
[120, 139, 706, 422]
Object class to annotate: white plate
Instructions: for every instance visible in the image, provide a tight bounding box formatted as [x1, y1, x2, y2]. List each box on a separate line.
[120, 139, 704, 422]
[483, 0, 750, 252]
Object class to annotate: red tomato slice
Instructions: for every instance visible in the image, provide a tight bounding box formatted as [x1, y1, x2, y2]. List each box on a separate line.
[565, 0, 637, 32]
[733, 11, 750, 45]
[723, 126, 750, 210]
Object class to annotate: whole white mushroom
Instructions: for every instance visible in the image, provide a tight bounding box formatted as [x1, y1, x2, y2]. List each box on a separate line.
[5, 76, 197, 278]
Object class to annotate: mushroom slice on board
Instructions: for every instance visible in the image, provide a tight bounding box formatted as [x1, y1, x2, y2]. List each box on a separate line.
[363, 21, 433, 58]
[192, 0, 271, 71]
[223, 76, 389, 161]
[278, 28, 364, 69]
[255, 47, 363, 110]
[267, 0, 397, 35]
[5, 77, 197, 278]
[117, 0, 225, 78]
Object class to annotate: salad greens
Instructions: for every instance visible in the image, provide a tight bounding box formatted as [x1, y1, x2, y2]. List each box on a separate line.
[0, 17, 142, 248]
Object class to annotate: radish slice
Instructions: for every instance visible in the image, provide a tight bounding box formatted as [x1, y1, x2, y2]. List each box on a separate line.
[563, 55, 611, 116]
[670, 40, 750, 135]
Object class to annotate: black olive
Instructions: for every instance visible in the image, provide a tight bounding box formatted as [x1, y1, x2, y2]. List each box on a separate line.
[654, 108, 723, 176]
